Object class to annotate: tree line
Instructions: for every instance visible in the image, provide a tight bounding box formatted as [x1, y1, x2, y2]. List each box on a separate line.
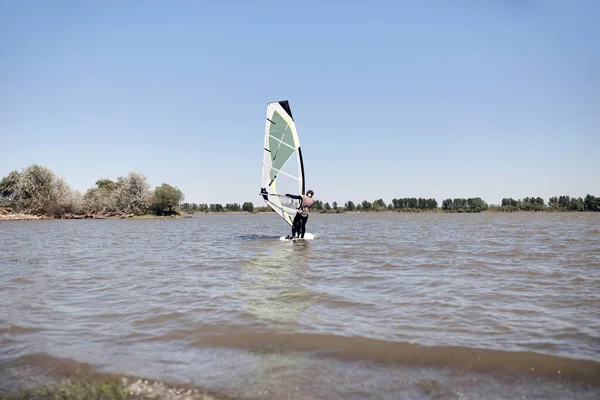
[441, 197, 488, 213]
[3, 166, 599, 218]
[181, 197, 441, 214]
[0, 165, 184, 218]
[183, 194, 600, 214]
[181, 202, 261, 213]
[499, 196, 598, 212]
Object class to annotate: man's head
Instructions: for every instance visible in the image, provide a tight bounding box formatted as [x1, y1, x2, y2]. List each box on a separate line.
[306, 190, 314, 198]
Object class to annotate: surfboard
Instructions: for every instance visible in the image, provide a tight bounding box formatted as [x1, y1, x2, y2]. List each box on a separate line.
[259, 100, 314, 241]
[279, 233, 315, 241]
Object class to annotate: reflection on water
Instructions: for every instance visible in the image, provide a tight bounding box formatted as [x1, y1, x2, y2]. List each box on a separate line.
[238, 240, 316, 330]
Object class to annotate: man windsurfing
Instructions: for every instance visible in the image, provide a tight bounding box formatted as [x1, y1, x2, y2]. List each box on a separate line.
[285, 190, 314, 239]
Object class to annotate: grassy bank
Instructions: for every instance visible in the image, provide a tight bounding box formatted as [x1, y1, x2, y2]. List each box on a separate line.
[4, 375, 234, 400]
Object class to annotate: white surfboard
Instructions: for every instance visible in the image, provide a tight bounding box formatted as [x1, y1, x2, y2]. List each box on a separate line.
[279, 233, 315, 241]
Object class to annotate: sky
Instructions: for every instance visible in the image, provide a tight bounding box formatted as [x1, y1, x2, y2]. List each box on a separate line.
[1, 0, 598, 206]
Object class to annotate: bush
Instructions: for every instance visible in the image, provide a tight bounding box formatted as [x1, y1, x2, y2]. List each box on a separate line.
[242, 202, 254, 212]
[114, 172, 152, 215]
[4, 165, 82, 216]
[152, 183, 184, 215]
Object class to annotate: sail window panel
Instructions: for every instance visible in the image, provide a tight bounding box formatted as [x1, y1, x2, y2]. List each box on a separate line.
[268, 111, 297, 178]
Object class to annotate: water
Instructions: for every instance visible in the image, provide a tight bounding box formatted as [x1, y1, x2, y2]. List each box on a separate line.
[1, 213, 599, 399]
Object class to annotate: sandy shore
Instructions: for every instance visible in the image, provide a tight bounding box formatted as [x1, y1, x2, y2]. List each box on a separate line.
[0, 213, 192, 221]
[0, 213, 46, 221]
[121, 377, 232, 400]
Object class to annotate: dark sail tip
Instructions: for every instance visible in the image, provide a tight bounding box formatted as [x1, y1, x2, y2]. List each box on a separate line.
[278, 100, 293, 121]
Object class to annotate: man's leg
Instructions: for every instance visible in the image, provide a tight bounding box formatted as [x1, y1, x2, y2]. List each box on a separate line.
[294, 217, 302, 238]
[300, 216, 308, 238]
[290, 213, 300, 238]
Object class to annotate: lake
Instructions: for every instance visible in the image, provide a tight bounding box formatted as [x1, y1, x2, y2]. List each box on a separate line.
[1, 212, 599, 399]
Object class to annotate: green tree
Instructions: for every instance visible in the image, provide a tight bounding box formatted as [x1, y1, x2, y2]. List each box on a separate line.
[466, 197, 488, 212]
[501, 198, 518, 207]
[332, 201, 338, 210]
[324, 202, 331, 211]
[210, 203, 224, 212]
[152, 183, 184, 215]
[373, 199, 386, 211]
[242, 202, 254, 212]
[454, 198, 467, 211]
[361, 200, 372, 210]
[114, 172, 153, 215]
[427, 198, 438, 209]
[500, 197, 518, 211]
[558, 195, 570, 209]
[568, 197, 584, 211]
[344, 200, 355, 211]
[95, 179, 118, 191]
[584, 194, 599, 211]
[54, 176, 82, 215]
[14, 165, 55, 213]
[442, 199, 452, 211]
[0, 170, 20, 201]
[11, 164, 82, 216]
[83, 179, 120, 215]
[225, 203, 241, 211]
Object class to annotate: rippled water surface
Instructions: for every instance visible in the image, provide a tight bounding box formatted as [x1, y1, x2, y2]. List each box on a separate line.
[1, 213, 599, 399]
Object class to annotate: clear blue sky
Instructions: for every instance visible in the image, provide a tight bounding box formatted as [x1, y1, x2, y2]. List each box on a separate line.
[1, 1, 598, 206]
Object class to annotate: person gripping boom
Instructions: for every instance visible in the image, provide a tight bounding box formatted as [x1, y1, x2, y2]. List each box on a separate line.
[284, 190, 315, 239]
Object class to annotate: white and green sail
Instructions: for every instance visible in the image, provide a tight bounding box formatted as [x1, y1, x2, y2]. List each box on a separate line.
[260, 100, 305, 227]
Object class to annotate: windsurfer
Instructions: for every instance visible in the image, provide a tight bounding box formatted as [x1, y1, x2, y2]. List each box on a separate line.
[285, 190, 314, 239]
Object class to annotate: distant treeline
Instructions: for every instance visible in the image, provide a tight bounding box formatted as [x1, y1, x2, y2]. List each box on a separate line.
[182, 195, 600, 214]
[0, 165, 184, 218]
[181, 202, 257, 213]
[441, 197, 488, 212]
[181, 198, 441, 214]
[497, 196, 599, 212]
[3, 166, 599, 218]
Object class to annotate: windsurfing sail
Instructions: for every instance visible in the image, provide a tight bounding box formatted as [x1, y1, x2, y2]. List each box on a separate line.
[260, 100, 305, 227]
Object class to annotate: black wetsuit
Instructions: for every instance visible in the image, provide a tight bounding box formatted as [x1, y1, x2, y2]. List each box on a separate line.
[292, 207, 309, 238]
[286, 194, 311, 238]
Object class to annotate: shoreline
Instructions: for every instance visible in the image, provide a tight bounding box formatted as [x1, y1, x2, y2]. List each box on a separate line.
[3, 349, 599, 400]
[0, 214, 192, 221]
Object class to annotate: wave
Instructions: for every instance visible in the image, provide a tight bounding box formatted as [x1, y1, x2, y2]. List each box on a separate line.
[236, 234, 281, 240]
[194, 331, 600, 385]
[0, 324, 44, 335]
